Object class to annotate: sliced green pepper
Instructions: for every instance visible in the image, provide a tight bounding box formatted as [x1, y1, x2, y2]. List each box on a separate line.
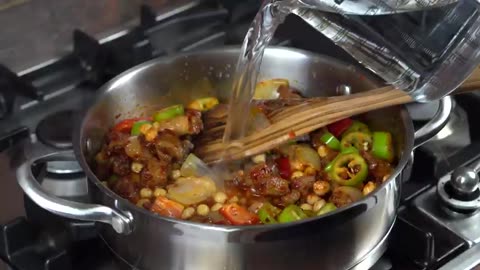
[258, 203, 281, 224]
[130, 120, 151, 136]
[153, 104, 184, 122]
[340, 131, 372, 152]
[277, 205, 308, 223]
[324, 147, 359, 172]
[317, 202, 337, 216]
[372, 132, 394, 162]
[320, 132, 341, 150]
[342, 120, 371, 138]
[329, 153, 368, 186]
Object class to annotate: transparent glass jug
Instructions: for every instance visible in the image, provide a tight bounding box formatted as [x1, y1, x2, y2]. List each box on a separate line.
[277, 0, 480, 102]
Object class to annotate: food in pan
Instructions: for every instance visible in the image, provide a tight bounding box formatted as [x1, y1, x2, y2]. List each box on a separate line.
[94, 79, 395, 226]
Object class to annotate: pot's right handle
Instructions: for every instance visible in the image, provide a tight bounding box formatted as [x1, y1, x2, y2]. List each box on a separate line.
[16, 143, 133, 235]
[413, 96, 453, 150]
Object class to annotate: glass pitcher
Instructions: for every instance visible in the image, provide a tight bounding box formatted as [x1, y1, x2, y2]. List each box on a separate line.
[276, 0, 480, 102]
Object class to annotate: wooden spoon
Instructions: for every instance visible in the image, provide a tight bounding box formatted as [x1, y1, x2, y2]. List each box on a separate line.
[194, 68, 480, 164]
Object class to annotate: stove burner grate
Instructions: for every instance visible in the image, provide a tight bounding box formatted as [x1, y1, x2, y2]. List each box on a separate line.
[36, 110, 75, 149]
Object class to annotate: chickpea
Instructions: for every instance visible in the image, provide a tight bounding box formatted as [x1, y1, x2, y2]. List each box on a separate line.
[300, 203, 313, 211]
[153, 187, 167, 197]
[197, 204, 210, 216]
[228, 196, 239, 203]
[304, 167, 316, 176]
[251, 154, 266, 164]
[131, 162, 144, 173]
[213, 192, 227, 204]
[182, 207, 195, 219]
[313, 199, 326, 212]
[306, 194, 320, 205]
[140, 188, 153, 198]
[171, 170, 181, 179]
[313, 181, 331, 196]
[382, 174, 391, 183]
[317, 145, 328, 158]
[291, 171, 304, 179]
[363, 181, 376, 195]
[211, 203, 223, 212]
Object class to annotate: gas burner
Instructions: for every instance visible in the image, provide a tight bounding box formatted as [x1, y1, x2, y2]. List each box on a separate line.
[36, 110, 76, 149]
[437, 160, 480, 214]
[47, 161, 83, 175]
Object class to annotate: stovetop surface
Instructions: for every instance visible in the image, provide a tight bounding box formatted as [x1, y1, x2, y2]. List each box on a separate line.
[1, 1, 480, 270]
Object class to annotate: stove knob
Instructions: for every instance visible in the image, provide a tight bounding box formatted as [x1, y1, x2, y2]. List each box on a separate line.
[437, 160, 480, 214]
[451, 167, 479, 195]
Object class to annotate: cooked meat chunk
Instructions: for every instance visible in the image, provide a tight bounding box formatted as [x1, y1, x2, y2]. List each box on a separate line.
[291, 176, 315, 196]
[186, 109, 203, 135]
[140, 159, 169, 188]
[361, 151, 393, 183]
[110, 154, 131, 176]
[248, 163, 289, 196]
[155, 131, 185, 162]
[155, 110, 203, 136]
[203, 104, 228, 129]
[280, 190, 301, 205]
[112, 177, 137, 202]
[262, 176, 290, 196]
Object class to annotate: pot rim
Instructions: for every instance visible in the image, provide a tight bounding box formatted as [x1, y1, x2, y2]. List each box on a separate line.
[74, 46, 414, 232]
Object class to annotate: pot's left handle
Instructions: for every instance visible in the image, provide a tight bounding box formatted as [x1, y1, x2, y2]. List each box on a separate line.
[16, 144, 133, 235]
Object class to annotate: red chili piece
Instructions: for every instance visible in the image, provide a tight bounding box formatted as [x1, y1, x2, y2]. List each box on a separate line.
[275, 157, 292, 179]
[327, 118, 353, 137]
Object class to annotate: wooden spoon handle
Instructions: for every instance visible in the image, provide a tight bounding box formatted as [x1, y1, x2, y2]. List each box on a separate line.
[197, 68, 480, 163]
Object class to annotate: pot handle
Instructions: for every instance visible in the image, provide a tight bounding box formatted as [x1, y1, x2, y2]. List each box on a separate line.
[16, 143, 133, 235]
[413, 96, 453, 150]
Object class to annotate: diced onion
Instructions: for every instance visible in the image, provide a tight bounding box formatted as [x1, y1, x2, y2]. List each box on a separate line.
[253, 79, 289, 100]
[167, 176, 217, 205]
[180, 153, 223, 187]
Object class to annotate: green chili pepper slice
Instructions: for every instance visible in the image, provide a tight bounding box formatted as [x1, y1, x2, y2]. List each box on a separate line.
[277, 205, 308, 223]
[130, 120, 151, 136]
[317, 202, 337, 216]
[153, 104, 184, 122]
[258, 202, 281, 224]
[372, 131, 394, 162]
[340, 131, 372, 152]
[329, 153, 368, 186]
[320, 132, 341, 150]
[324, 147, 359, 172]
[342, 120, 371, 138]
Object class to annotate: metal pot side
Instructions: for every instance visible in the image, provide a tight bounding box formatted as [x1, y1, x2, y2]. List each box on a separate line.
[77, 47, 412, 270]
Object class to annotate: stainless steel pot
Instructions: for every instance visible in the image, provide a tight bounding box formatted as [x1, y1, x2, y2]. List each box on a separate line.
[16, 47, 452, 270]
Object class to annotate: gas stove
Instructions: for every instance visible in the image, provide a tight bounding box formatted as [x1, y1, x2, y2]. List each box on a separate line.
[0, 1, 480, 270]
